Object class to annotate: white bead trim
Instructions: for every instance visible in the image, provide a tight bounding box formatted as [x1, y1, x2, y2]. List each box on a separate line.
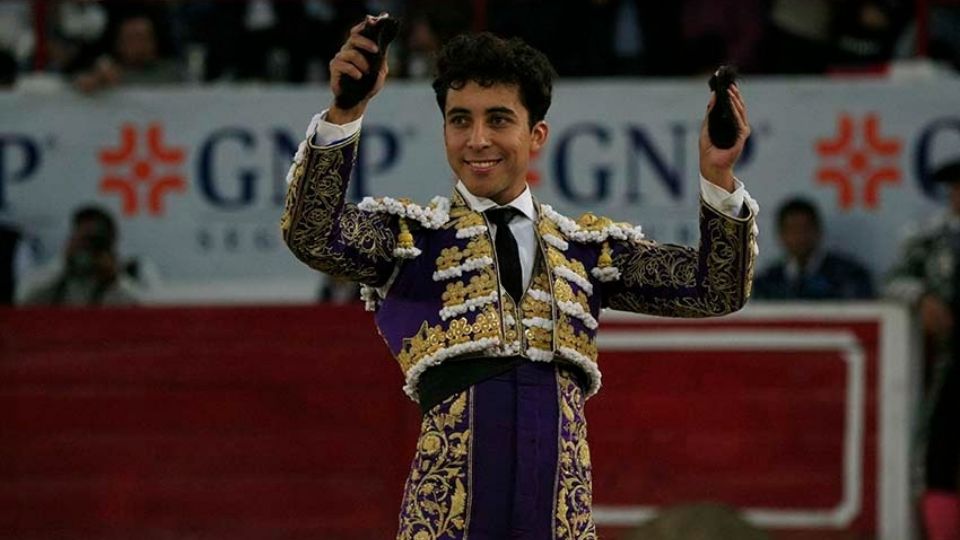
[521, 317, 554, 330]
[432, 256, 494, 281]
[553, 266, 594, 295]
[357, 195, 450, 229]
[557, 300, 599, 330]
[542, 234, 569, 251]
[527, 288, 552, 304]
[393, 246, 422, 259]
[541, 204, 645, 244]
[591, 266, 621, 282]
[556, 347, 602, 399]
[402, 337, 501, 401]
[456, 225, 488, 239]
[526, 347, 554, 362]
[504, 313, 517, 327]
[439, 290, 499, 321]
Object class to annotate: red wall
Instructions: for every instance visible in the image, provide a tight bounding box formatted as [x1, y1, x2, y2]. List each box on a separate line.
[1, 306, 883, 539]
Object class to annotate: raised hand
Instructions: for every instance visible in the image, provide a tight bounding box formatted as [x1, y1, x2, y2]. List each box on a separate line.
[699, 84, 751, 192]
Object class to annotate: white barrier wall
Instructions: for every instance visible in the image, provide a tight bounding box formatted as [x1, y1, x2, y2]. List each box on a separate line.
[2, 78, 959, 301]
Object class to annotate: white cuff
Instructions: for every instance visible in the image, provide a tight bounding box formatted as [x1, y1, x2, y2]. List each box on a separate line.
[700, 175, 746, 217]
[309, 109, 363, 147]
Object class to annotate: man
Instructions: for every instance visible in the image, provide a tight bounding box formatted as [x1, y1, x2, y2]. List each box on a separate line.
[887, 159, 960, 540]
[754, 197, 874, 300]
[22, 206, 138, 306]
[281, 17, 758, 539]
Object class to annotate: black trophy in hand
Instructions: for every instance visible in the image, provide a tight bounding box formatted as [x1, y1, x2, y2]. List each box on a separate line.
[707, 65, 739, 149]
[335, 14, 400, 110]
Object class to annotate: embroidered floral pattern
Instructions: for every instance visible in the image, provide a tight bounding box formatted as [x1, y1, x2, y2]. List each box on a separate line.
[397, 390, 473, 540]
[281, 132, 397, 284]
[605, 201, 756, 318]
[554, 369, 597, 539]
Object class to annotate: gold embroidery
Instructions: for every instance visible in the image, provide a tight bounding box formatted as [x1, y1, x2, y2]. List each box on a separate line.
[435, 237, 494, 272]
[397, 309, 501, 374]
[554, 369, 597, 539]
[605, 202, 754, 317]
[281, 135, 396, 283]
[548, 249, 589, 281]
[397, 390, 473, 539]
[554, 279, 590, 316]
[557, 319, 598, 362]
[576, 212, 613, 232]
[441, 273, 496, 308]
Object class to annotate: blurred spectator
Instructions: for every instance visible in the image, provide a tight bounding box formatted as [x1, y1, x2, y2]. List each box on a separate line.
[47, 0, 110, 74]
[21, 206, 139, 306]
[831, 0, 912, 70]
[397, 0, 471, 78]
[680, 0, 766, 74]
[761, 0, 836, 73]
[71, 7, 183, 93]
[886, 159, 960, 540]
[0, 1, 33, 70]
[754, 197, 875, 299]
[928, 0, 960, 71]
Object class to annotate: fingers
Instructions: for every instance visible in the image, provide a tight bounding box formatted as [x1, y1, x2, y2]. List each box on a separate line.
[728, 85, 751, 139]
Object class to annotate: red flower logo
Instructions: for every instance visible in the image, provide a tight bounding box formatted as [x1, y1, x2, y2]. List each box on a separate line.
[99, 123, 187, 217]
[815, 114, 902, 210]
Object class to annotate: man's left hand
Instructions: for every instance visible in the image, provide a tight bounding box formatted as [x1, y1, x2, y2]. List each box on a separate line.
[699, 85, 751, 192]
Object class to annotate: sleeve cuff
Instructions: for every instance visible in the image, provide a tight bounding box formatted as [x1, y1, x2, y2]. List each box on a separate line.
[700, 175, 746, 217]
[308, 109, 363, 148]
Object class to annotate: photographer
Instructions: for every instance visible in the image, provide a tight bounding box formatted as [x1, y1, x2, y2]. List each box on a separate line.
[22, 206, 138, 306]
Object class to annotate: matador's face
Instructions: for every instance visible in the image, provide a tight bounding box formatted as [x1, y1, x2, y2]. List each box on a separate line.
[442, 81, 548, 205]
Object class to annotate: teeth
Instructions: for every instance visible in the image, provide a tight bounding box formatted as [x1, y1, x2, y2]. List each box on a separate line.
[469, 160, 499, 168]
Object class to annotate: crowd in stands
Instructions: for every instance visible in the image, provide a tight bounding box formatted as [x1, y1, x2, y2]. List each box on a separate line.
[0, 0, 958, 91]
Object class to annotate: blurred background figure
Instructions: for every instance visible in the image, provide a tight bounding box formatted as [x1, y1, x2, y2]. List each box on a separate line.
[754, 197, 875, 300]
[21, 205, 138, 306]
[886, 159, 960, 540]
[70, 6, 183, 93]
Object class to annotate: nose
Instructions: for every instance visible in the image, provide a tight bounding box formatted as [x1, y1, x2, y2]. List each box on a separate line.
[466, 123, 491, 149]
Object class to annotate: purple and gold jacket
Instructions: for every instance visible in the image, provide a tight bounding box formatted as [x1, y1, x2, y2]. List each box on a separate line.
[281, 128, 759, 402]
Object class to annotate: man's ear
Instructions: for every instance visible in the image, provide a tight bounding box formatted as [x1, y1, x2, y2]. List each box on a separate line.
[531, 121, 549, 152]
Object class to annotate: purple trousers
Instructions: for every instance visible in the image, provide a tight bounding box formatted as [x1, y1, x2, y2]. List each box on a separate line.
[396, 362, 596, 540]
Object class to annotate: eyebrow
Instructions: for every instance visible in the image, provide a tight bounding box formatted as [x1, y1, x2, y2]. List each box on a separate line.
[446, 106, 518, 118]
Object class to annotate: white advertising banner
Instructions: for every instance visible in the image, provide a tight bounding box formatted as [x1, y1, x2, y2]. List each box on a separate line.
[2, 78, 959, 302]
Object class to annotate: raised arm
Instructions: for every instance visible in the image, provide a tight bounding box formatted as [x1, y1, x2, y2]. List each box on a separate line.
[602, 83, 758, 317]
[281, 16, 398, 286]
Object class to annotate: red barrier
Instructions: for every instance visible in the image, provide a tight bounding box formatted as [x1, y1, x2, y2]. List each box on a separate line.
[0, 304, 914, 539]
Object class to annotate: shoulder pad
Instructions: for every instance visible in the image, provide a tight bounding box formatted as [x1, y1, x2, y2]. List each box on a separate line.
[540, 204, 645, 244]
[357, 195, 451, 229]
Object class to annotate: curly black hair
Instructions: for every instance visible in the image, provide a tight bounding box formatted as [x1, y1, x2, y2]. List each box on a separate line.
[432, 33, 556, 128]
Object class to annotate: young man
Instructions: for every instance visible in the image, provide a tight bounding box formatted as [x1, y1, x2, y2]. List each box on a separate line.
[282, 18, 758, 539]
[754, 197, 875, 300]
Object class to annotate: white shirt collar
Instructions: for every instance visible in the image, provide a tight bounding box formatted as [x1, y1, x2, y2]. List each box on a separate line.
[455, 180, 537, 221]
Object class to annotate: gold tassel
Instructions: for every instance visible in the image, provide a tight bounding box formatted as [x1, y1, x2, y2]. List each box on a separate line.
[598, 240, 612, 268]
[397, 218, 414, 249]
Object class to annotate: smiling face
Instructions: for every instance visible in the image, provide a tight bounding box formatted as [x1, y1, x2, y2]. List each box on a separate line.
[443, 82, 548, 205]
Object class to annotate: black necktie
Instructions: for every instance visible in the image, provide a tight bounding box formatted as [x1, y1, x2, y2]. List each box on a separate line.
[485, 207, 523, 301]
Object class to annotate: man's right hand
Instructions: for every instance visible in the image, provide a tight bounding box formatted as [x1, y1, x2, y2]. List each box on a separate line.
[328, 16, 389, 125]
[919, 293, 954, 339]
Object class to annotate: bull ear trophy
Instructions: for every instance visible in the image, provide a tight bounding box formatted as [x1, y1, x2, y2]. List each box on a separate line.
[707, 65, 740, 149]
[335, 14, 401, 110]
